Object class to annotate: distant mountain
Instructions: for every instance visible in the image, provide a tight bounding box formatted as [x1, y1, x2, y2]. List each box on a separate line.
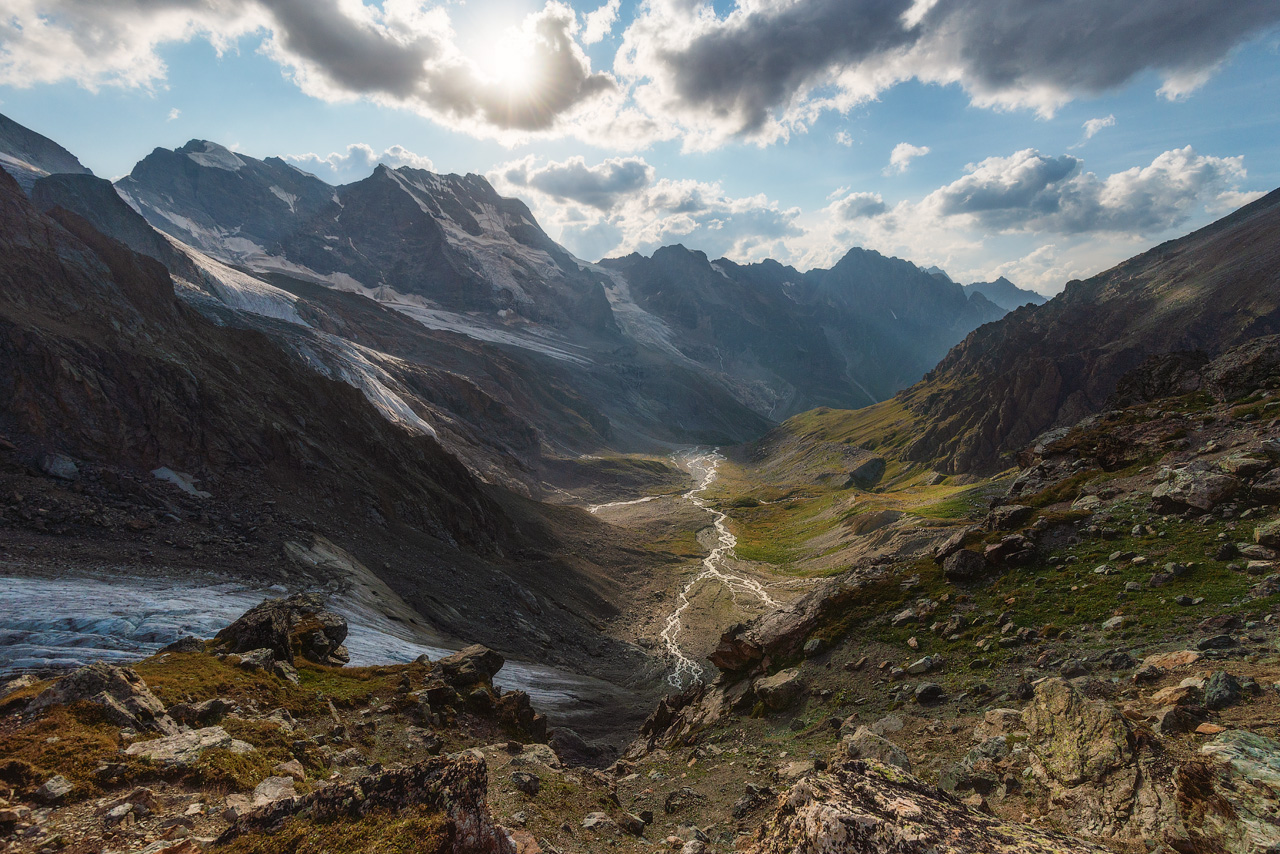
[961, 276, 1047, 311]
[0, 114, 1017, 466]
[0, 113, 91, 193]
[111, 134, 1008, 428]
[900, 188, 1280, 473]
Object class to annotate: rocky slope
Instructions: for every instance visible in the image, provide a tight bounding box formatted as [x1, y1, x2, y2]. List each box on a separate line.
[0, 163, 672, 699]
[0, 113, 91, 193]
[898, 188, 1280, 474]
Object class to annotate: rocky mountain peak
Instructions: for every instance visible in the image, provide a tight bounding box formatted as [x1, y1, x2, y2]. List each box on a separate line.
[0, 112, 92, 193]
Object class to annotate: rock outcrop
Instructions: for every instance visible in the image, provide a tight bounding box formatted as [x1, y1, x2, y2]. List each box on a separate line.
[212, 593, 349, 666]
[29, 663, 174, 733]
[218, 754, 515, 853]
[1022, 678, 1178, 842]
[744, 760, 1109, 853]
[1177, 730, 1280, 854]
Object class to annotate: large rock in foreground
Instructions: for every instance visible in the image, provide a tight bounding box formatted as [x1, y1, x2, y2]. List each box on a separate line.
[219, 754, 514, 853]
[1022, 678, 1178, 842]
[213, 592, 349, 666]
[29, 663, 174, 733]
[1177, 730, 1280, 854]
[744, 760, 1108, 853]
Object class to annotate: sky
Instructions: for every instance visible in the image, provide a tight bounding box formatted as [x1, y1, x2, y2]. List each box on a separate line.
[2, 0, 1279, 295]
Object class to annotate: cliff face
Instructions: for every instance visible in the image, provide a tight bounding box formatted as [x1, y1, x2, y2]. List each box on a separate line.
[899, 188, 1280, 474]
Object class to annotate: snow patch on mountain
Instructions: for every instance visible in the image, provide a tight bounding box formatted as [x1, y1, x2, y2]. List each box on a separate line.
[293, 334, 438, 438]
[173, 239, 307, 326]
[186, 142, 244, 172]
[269, 185, 298, 213]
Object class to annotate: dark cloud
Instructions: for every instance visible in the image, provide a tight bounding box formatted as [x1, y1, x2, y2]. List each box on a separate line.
[262, 0, 439, 100]
[501, 155, 653, 210]
[655, 0, 918, 134]
[2, 0, 614, 135]
[624, 0, 1280, 140]
[923, 0, 1280, 102]
[935, 152, 1080, 216]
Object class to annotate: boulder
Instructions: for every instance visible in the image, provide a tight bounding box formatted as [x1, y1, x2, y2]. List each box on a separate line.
[34, 775, 73, 804]
[219, 755, 515, 853]
[742, 760, 1110, 853]
[754, 669, 803, 711]
[939, 737, 1009, 795]
[1023, 678, 1133, 788]
[439, 645, 505, 685]
[846, 456, 887, 489]
[167, 697, 230, 727]
[39, 453, 79, 481]
[30, 663, 173, 733]
[1178, 730, 1280, 853]
[213, 592, 348, 666]
[1255, 520, 1280, 549]
[1151, 471, 1242, 513]
[914, 683, 945, 704]
[1252, 470, 1280, 504]
[987, 504, 1035, 530]
[251, 776, 297, 806]
[841, 726, 911, 772]
[943, 549, 990, 582]
[1022, 678, 1177, 841]
[510, 771, 540, 796]
[1203, 671, 1243, 711]
[549, 728, 604, 767]
[495, 690, 548, 743]
[1142, 650, 1202, 671]
[124, 726, 254, 767]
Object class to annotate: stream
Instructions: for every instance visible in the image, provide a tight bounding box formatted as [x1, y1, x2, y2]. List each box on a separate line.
[591, 449, 779, 688]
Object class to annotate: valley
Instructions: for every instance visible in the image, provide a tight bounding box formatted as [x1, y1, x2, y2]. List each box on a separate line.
[2, 106, 1280, 854]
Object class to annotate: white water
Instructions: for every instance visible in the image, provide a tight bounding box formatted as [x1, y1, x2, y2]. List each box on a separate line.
[657, 450, 778, 688]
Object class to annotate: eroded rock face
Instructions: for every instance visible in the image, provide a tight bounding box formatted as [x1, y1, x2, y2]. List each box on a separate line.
[1178, 730, 1280, 854]
[218, 754, 515, 854]
[1151, 469, 1242, 513]
[30, 663, 173, 733]
[1022, 678, 1178, 842]
[213, 592, 348, 666]
[744, 760, 1109, 853]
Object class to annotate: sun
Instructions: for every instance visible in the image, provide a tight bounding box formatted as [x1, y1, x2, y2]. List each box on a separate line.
[478, 29, 538, 95]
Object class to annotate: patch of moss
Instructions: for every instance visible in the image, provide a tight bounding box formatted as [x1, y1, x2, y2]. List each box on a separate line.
[218, 805, 451, 854]
[0, 702, 140, 799]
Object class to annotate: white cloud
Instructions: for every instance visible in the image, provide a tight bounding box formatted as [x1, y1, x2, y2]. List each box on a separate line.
[167, 107, 181, 121]
[497, 154, 653, 210]
[885, 142, 930, 174]
[922, 146, 1248, 234]
[835, 130, 853, 147]
[287, 142, 435, 174]
[582, 0, 621, 45]
[0, 0, 616, 142]
[490, 154, 802, 262]
[831, 190, 888, 220]
[1082, 114, 1115, 139]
